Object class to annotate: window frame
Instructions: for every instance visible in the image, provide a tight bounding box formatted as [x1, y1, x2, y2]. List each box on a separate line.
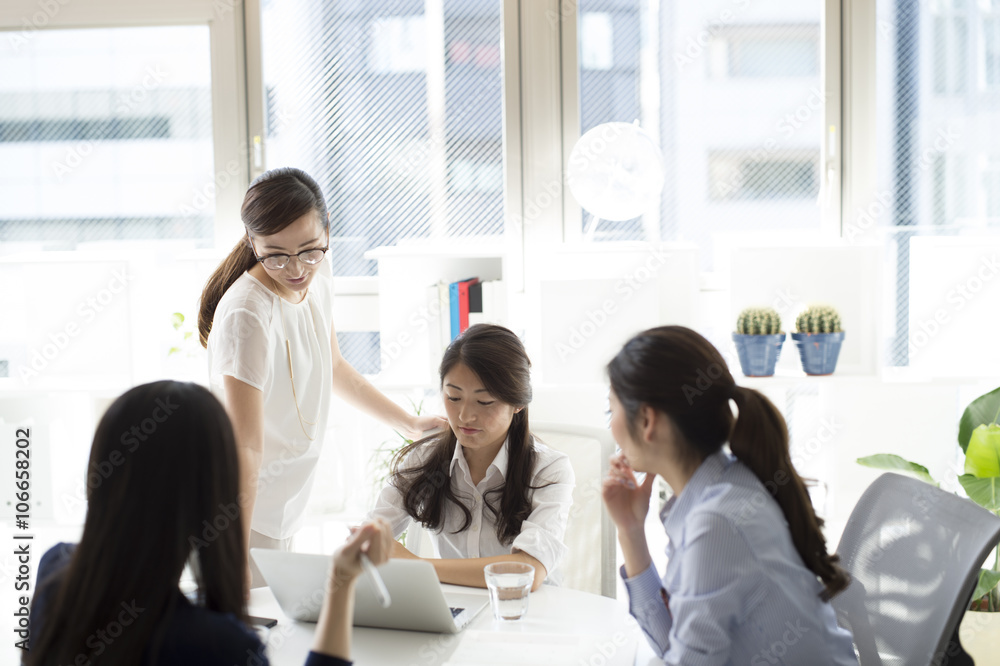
[557, 0, 850, 244]
[0, 0, 252, 250]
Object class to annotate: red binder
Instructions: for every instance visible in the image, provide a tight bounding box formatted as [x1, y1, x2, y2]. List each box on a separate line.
[457, 277, 479, 333]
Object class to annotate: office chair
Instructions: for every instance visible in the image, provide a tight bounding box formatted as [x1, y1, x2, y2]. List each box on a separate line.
[532, 421, 617, 598]
[832, 472, 1000, 666]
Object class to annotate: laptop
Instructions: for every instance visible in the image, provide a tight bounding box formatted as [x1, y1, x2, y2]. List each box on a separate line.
[250, 549, 489, 633]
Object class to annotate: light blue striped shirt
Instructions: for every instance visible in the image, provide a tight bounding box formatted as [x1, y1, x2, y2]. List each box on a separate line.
[622, 450, 858, 666]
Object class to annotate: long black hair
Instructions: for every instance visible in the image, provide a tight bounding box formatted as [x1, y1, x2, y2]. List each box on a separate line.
[389, 324, 538, 545]
[608, 326, 849, 601]
[26, 381, 247, 665]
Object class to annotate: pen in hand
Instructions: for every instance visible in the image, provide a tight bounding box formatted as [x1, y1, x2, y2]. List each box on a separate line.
[361, 553, 391, 608]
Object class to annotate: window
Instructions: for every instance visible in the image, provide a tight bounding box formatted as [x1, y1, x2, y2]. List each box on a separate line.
[259, 0, 503, 382]
[708, 151, 819, 201]
[581, 12, 614, 70]
[932, 0, 969, 95]
[719, 29, 819, 78]
[370, 15, 426, 73]
[577, 1, 825, 257]
[983, 157, 1000, 217]
[260, 0, 503, 278]
[0, 26, 215, 248]
[877, 0, 1000, 366]
[981, 0, 1000, 87]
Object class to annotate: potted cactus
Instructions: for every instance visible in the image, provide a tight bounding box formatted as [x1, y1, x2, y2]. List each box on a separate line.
[732, 307, 786, 377]
[791, 305, 845, 375]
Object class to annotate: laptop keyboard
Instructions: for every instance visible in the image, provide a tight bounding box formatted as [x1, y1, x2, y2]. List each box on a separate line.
[450, 607, 464, 618]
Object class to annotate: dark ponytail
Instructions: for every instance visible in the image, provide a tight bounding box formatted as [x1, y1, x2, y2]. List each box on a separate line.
[608, 326, 849, 601]
[198, 167, 329, 347]
[389, 324, 540, 545]
[198, 238, 256, 347]
[728, 385, 849, 601]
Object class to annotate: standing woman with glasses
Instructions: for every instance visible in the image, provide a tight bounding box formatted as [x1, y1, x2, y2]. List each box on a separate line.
[199, 167, 446, 587]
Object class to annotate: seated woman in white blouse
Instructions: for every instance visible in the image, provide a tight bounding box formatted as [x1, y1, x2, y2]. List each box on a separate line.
[368, 324, 574, 590]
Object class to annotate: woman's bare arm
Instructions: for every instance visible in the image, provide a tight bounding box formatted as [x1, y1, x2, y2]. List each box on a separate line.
[392, 543, 547, 592]
[329, 321, 447, 438]
[221, 376, 265, 579]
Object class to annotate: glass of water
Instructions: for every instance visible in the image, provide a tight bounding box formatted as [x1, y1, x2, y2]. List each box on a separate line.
[484, 562, 534, 621]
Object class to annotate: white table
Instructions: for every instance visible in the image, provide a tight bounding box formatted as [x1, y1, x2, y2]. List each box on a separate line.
[250, 584, 648, 665]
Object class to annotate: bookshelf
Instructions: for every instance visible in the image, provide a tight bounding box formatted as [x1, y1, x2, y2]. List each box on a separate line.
[364, 242, 505, 386]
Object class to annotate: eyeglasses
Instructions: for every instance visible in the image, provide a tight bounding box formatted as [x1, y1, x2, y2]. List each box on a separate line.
[248, 234, 329, 270]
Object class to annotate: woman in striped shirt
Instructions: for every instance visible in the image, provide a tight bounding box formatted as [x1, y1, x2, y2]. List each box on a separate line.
[602, 326, 858, 665]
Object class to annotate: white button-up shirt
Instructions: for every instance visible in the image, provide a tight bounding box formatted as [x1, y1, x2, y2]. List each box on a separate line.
[368, 436, 575, 583]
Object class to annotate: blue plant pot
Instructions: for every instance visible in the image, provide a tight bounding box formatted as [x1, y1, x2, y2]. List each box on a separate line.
[732, 333, 786, 377]
[791, 331, 845, 375]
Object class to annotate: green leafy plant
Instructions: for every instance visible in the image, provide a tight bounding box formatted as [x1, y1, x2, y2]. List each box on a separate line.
[368, 397, 425, 546]
[857, 386, 1000, 611]
[735, 306, 782, 335]
[168, 312, 198, 356]
[795, 304, 842, 334]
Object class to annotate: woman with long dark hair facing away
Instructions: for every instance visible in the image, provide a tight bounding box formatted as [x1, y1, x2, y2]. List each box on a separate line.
[199, 167, 445, 586]
[603, 326, 857, 665]
[368, 324, 574, 590]
[26, 381, 391, 666]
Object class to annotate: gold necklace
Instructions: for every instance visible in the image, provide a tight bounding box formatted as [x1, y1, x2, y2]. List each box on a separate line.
[271, 276, 317, 441]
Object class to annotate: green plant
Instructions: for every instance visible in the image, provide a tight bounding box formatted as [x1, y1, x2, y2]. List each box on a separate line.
[168, 312, 198, 356]
[368, 397, 425, 546]
[735, 307, 782, 335]
[857, 386, 1000, 611]
[795, 304, 842, 334]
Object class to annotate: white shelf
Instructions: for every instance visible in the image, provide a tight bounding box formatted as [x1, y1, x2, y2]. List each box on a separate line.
[366, 245, 506, 385]
[736, 371, 880, 390]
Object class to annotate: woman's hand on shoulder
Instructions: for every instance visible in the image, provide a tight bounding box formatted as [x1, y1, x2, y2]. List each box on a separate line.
[602, 452, 656, 534]
[401, 414, 449, 441]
